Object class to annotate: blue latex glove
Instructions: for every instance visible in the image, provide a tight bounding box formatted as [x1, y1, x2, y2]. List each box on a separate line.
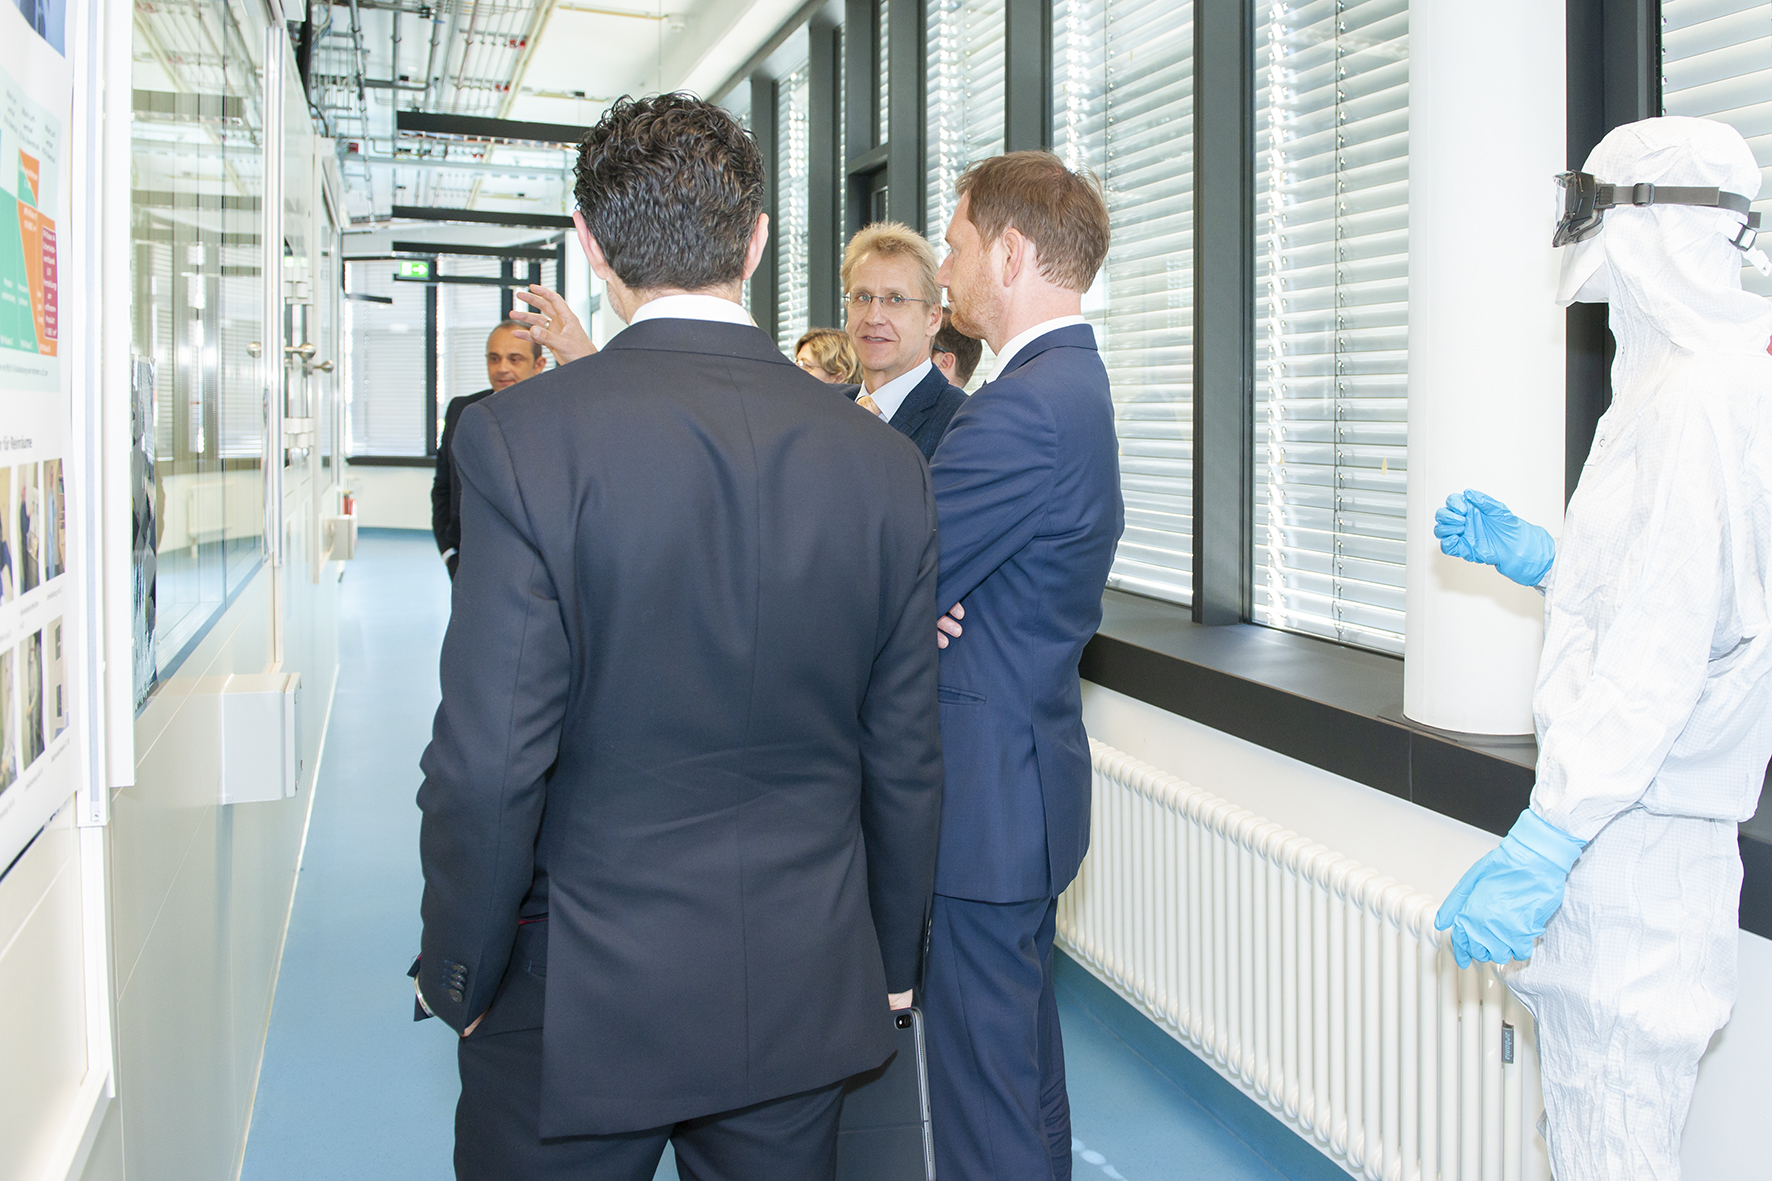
[1434, 809, 1586, 968]
[1433, 489, 1556, 587]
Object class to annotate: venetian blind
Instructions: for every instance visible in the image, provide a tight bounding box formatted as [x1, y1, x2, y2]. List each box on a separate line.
[1053, 0, 1195, 603]
[1252, 0, 1409, 655]
[926, 0, 1006, 235]
[776, 54, 812, 352]
[438, 256, 503, 448]
[1661, 0, 1772, 299]
[345, 261, 428, 456]
[879, 0, 890, 150]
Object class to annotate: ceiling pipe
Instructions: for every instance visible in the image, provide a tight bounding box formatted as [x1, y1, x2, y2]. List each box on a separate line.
[432, 0, 462, 113]
[449, 0, 484, 114]
[347, 0, 369, 119]
[495, 0, 560, 120]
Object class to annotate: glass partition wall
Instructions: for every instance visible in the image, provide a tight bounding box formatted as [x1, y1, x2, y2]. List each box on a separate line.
[130, 0, 272, 684]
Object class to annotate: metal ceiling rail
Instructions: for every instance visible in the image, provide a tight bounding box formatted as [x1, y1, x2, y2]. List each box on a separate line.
[390, 239, 562, 258]
[396, 110, 590, 145]
[391, 203, 576, 227]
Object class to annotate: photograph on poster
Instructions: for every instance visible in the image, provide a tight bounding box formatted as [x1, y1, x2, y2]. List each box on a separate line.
[0, 646, 16, 794]
[43, 613, 61, 740]
[8, 0, 61, 55]
[21, 627, 41, 769]
[0, 464, 14, 604]
[17, 459, 38, 594]
[41, 454, 60, 580]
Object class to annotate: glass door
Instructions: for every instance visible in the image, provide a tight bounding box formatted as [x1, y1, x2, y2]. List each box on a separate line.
[129, 0, 270, 690]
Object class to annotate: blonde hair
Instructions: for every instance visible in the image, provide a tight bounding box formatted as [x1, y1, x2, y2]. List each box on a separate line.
[794, 327, 861, 382]
[841, 222, 941, 305]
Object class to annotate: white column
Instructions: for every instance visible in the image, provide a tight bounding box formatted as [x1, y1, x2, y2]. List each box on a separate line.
[1404, 2, 1567, 735]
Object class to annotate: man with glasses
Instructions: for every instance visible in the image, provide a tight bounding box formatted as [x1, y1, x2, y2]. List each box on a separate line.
[842, 222, 968, 460]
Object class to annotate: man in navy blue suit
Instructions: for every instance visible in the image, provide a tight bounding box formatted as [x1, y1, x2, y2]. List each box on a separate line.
[842, 222, 968, 460]
[924, 152, 1123, 1180]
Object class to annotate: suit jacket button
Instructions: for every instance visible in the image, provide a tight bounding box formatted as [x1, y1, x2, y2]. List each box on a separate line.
[447, 988, 464, 1004]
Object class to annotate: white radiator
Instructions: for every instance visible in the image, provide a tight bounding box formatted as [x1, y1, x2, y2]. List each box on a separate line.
[1057, 740, 1552, 1181]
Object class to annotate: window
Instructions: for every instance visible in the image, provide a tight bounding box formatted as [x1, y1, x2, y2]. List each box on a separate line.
[438, 257, 506, 441]
[776, 50, 813, 352]
[879, 0, 891, 146]
[1054, 0, 1196, 605]
[1251, 0, 1409, 655]
[345, 262, 428, 457]
[926, 0, 1006, 236]
[1661, 0, 1772, 299]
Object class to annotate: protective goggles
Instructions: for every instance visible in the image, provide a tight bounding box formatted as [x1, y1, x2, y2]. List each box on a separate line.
[1553, 170, 1762, 250]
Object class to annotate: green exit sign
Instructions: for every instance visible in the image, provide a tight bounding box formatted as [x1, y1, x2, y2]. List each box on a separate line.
[394, 259, 432, 281]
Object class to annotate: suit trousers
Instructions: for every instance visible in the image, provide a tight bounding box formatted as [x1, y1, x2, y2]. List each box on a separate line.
[456, 1024, 844, 1180]
[924, 894, 1071, 1181]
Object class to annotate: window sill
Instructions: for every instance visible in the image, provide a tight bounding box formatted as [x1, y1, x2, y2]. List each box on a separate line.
[345, 455, 435, 468]
[1081, 589, 1772, 940]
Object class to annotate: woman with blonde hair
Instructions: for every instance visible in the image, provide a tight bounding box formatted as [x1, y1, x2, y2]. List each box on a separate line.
[794, 327, 861, 383]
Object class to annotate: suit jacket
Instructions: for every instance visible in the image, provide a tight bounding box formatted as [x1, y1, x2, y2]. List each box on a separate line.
[417, 317, 944, 1138]
[430, 387, 494, 571]
[844, 366, 968, 460]
[929, 324, 1123, 902]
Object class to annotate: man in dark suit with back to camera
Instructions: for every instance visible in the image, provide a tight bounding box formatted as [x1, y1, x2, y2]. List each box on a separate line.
[924, 151, 1123, 1181]
[415, 93, 944, 1181]
[843, 221, 968, 460]
[429, 320, 547, 578]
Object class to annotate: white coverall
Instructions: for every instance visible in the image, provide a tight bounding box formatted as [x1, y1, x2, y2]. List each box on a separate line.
[1509, 117, 1772, 1179]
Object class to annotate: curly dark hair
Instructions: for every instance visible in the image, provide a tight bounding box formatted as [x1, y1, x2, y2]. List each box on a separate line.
[574, 93, 766, 292]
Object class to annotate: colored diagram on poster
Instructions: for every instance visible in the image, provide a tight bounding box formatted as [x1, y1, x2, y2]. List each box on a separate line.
[0, 62, 55, 390]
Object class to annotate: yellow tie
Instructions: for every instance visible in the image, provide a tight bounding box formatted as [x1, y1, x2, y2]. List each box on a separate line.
[856, 392, 884, 418]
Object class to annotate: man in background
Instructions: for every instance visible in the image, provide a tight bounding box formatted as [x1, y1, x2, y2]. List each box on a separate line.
[925, 152, 1122, 1181]
[429, 320, 545, 578]
[844, 222, 967, 460]
[930, 307, 983, 389]
[417, 93, 942, 1180]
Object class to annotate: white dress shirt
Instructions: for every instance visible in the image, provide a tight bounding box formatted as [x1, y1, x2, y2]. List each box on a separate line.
[627, 292, 756, 327]
[863, 359, 934, 422]
[986, 315, 1091, 383]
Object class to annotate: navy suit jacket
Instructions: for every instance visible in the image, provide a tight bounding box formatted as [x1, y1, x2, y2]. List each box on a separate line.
[846, 365, 968, 460]
[929, 324, 1123, 902]
[417, 318, 943, 1136]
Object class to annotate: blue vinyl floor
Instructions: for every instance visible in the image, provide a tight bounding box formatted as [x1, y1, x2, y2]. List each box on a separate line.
[240, 529, 1310, 1181]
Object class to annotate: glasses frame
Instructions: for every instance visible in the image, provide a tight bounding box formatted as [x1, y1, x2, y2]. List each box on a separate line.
[844, 291, 934, 313]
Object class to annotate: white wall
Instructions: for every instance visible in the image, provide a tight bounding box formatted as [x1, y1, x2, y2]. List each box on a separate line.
[341, 463, 433, 533]
[76, 532, 338, 1181]
[0, 806, 93, 1181]
[1080, 681, 1772, 1180]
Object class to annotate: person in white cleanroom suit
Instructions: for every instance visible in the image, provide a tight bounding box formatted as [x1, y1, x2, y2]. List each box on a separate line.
[1434, 115, 1772, 1180]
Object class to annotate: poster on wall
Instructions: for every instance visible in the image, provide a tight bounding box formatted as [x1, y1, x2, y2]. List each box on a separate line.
[0, 0, 74, 874]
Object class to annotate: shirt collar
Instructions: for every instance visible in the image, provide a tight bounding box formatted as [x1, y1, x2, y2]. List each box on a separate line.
[987, 315, 1090, 383]
[865, 359, 933, 422]
[627, 293, 756, 327]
